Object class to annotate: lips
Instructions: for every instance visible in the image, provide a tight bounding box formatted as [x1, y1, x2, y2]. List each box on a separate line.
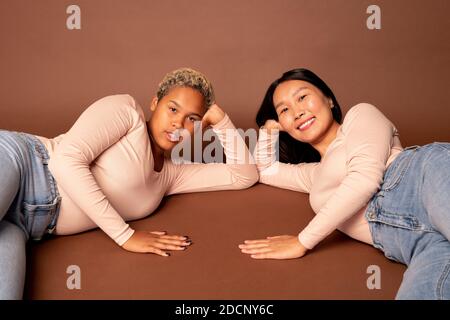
[165, 130, 182, 142]
[296, 117, 316, 131]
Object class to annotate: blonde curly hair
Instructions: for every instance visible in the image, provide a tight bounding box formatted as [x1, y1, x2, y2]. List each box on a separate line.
[156, 67, 215, 107]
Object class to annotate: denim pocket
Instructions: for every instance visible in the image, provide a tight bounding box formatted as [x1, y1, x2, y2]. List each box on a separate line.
[23, 196, 61, 241]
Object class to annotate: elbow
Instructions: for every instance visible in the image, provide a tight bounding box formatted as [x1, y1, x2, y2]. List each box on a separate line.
[256, 160, 273, 178]
[250, 165, 260, 186]
[256, 162, 266, 174]
[256, 162, 278, 184]
[245, 164, 260, 188]
[233, 164, 259, 189]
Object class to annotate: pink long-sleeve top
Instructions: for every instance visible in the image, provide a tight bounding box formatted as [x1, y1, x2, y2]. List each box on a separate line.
[35, 94, 258, 246]
[254, 103, 404, 250]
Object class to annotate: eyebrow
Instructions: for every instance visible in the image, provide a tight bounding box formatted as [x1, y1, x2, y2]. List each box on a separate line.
[168, 100, 202, 118]
[274, 86, 309, 110]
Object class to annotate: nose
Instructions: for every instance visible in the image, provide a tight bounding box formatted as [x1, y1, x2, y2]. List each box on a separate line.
[293, 105, 305, 120]
[171, 116, 184, 129]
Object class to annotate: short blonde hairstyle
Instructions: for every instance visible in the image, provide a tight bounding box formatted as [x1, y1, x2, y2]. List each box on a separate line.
[157, 67, 215, 107]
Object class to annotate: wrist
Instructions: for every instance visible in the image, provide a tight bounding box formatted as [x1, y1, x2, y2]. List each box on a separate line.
[211, 113, 230, 130]
[261, 126, 279, 135]
[297, 234, 311, 251]
[298, 239, 309, 251]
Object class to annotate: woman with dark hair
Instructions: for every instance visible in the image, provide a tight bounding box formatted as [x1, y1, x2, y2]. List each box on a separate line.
[0, 67, 258, 299]
[255, 68, 343, 164]
[239, 68, 450, 299]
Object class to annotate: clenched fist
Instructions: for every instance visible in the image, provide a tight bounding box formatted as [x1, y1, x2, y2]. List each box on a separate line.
[262, 119, 284, 133]
[201, 104, 226, 128]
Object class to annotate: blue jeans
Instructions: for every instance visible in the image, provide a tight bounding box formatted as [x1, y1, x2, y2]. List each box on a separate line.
[365, 142, 450, 299]
[0, 130, 61, 300]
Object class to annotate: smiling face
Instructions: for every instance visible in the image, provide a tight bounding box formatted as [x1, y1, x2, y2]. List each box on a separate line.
[149, 86, 206, 152]
[273, 80, 336, 146]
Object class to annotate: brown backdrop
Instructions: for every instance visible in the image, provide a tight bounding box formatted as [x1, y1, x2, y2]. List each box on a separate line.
[1, 0, 449, 146]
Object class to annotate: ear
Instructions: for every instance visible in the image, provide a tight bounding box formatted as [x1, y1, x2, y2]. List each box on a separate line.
[328, 98, 334, 108]
[150, 97, 158, 112]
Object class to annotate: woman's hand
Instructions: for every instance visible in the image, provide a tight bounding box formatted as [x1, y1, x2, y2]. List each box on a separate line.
[121, 231, 192, 256]
[239, 235, 309, 259]
[262, 119, 284, 133]
[201, 103, 226, 128]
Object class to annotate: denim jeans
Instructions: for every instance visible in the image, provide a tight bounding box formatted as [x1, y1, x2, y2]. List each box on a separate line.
[0, 130, 61, 300]
[365, 142, 450, 299]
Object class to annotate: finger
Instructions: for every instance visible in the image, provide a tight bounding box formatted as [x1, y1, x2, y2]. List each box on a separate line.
[251, 252, 271, 259]
[266, 235, 285, 240]
[150, 231, 167, 236]
[153, 242, 187, 251]
[200, 118, 209, 129]
[239, 243, 269, 249]
[272, 120, 283, 131]
[148, 232, 188, 241]
[148, 247, 170, 257]
[241, 247, 272, 255]
[157, 234, 189, 241]
[157, 238, 192, 246]
[244, 239, 270, 244]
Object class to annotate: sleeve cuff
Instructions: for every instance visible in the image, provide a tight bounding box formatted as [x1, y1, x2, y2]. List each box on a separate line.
[116, 227, 136, 246]
[259, 127, 280, 139]
[298, 232, 314, 250]
[211, 113, 233, 131]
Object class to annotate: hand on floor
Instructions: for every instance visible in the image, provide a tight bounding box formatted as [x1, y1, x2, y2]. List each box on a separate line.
[239, 235, 308, 259]
[121, 230, 192, 256]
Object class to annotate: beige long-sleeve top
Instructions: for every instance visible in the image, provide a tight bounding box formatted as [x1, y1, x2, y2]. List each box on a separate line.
[254, 103, 404, 249]
[35, 94, 258, 246]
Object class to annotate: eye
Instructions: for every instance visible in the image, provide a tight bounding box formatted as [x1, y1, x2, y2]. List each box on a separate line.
[188, 116, 198, 123]
[279, 107, 288, 114]
[169, 106, 177, 113]
[298, 95, 307, 102]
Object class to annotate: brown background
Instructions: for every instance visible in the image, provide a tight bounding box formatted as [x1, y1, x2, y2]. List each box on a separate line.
[1, 0, 449, 145]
